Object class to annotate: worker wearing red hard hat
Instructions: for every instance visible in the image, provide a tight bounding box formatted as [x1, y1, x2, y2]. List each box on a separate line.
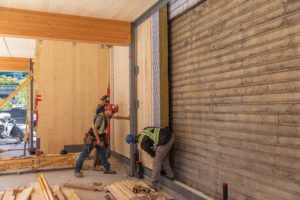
[75, 102, 120, 177]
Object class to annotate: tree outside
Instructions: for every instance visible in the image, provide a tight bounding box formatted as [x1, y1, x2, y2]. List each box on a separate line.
[0, 75, 28, 110]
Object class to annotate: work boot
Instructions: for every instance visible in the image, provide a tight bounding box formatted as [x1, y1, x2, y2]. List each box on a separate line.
[74, 172, 83, 178]
[93, 166, 103, 171]
[103, 168, 116, 174]
[164, 174, 174, 181]
[149, 183, 158, 192]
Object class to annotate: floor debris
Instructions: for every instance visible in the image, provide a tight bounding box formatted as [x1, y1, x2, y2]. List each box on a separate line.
[62, 182, 105, 192]
[107, 180, 173, 200]
[0, 173, 82, 200]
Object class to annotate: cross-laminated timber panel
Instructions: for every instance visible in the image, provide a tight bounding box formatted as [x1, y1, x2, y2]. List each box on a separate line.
[35, 40, 110, 154]
[0, 7, 131, 45]
[136, 19, 154, 169]
[110, 46, 130, 158]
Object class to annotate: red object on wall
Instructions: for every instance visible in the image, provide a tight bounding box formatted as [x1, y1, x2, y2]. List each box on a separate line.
[35, 94, 42, 106]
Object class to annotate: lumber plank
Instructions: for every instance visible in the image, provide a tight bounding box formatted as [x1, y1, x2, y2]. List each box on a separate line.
[30, 183, 44, 200]
[0, 154, 76, 173]
[0, 192, 4, 200]
[2, 190, 15, 200]
[16, 186, 33, 200]
[52, 185, 66, 200]
[38, 174, 55, 200]
[62, 182, 104, 192]
[61, 188, 80, 200]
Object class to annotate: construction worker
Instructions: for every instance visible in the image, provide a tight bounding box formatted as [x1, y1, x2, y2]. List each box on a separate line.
[93, 95, 129, 170]
[74, 104, 118, 177]
[93, 95, 110, 170]
[136, 127, 175, 191]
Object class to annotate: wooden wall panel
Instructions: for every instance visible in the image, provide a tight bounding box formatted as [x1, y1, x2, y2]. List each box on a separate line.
[0, 7, 131, 45]
[136, 19, 153, 169]
[35, 40, 109, 154]
[110, 46, 130, 158]
[170, 0, 300, 199]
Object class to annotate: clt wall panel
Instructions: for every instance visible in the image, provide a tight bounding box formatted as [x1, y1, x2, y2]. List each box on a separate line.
[0, 7, 131, 45]
[170, 0, 300, 199]
[35, 40, 109, 154]
[110, 46, 130, 158]
[136, 19, 153, 169]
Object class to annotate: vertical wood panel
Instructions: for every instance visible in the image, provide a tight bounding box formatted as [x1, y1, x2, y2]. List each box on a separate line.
[136, 19, 153, 169]
[35, 40, 110, 154]
[111, 46, 130, 158]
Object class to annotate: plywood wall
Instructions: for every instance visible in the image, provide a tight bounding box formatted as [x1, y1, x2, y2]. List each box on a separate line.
[170, 0, 300, 199]
[35, 40, 110, 154]
[136, 19, 154, 169]
[110, 46, 130, 158]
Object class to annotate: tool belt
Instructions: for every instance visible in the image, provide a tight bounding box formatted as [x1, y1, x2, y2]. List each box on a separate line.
[84, 128, 107, 147]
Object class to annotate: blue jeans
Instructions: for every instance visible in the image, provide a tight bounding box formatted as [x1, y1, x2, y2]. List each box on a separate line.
[75, 143, 110, 172]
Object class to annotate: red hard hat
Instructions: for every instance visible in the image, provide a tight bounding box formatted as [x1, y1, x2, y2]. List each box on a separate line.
[106, 103, 119, 114]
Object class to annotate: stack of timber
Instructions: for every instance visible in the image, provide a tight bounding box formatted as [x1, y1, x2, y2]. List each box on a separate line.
[0, 154, 76, 175]
[107, 180, 171, 200]
[0, 173, 81, 200]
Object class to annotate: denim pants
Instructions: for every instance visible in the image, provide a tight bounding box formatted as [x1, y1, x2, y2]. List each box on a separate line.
[75, 143, 110, 172]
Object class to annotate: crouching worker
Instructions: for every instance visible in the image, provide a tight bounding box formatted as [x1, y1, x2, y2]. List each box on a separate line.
[137, 127, 175, 191]
[75, 104, 118, 178]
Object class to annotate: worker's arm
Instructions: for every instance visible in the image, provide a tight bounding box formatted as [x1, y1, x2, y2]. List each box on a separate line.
[111, 115, 130, 120]
[93, 124, 102, 146]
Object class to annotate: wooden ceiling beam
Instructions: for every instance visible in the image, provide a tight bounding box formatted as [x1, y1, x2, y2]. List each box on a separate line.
[0, 57, 30, 72]
[0, 7, 131, 45]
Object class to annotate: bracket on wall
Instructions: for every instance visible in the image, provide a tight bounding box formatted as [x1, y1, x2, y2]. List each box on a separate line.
[135, 65, 139, 75]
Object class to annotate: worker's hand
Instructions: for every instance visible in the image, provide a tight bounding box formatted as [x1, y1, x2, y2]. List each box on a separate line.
[96, 140, 103, 147]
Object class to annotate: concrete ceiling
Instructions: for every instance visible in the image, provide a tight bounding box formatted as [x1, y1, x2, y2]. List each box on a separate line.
[0, 0, 159, 21]
[0, 37, 36, 58]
